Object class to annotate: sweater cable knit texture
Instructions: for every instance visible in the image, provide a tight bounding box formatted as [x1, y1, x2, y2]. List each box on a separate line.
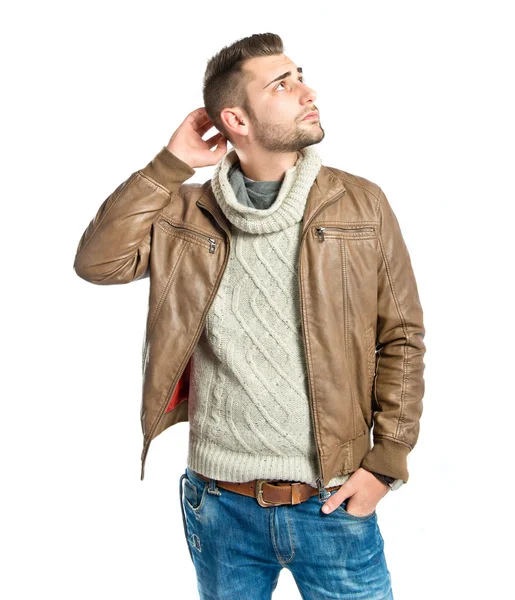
[186, 144, 353, 488]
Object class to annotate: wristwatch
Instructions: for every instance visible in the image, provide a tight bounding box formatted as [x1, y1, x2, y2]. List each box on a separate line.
[370, 471, 404, 491]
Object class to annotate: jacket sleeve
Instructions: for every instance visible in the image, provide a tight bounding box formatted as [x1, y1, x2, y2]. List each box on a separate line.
[360, 186, 426, 483]
[73, 147, 196, 284]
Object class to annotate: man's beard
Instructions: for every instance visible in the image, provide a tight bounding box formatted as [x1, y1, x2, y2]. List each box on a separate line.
[249, 114, 325, 153]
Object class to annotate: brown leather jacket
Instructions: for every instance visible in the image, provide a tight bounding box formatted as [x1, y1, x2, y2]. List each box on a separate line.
[73, 146, 426, 486]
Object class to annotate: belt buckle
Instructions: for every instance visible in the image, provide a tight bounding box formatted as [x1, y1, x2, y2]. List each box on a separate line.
[256, 479, 283, 507]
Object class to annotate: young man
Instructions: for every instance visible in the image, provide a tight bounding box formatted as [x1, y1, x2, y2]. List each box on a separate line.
[74, 32, 426, 600]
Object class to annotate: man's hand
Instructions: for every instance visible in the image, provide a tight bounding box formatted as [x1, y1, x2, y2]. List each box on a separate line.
[166, 107, 228, 169]
[321, 467, 390, 517]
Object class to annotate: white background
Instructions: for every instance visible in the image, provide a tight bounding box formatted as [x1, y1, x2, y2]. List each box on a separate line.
[2, 1, 513, 598]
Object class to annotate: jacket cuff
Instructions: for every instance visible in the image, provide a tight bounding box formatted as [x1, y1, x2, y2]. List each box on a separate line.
[139, 146, 196, 191]
[360, 437, 411, 482]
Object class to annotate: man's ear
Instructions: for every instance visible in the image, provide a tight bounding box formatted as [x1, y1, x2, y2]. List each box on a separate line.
[221, 107, 247, 139]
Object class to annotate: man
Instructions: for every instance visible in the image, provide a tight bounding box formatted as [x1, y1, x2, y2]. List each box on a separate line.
[74, 32, 425, 600]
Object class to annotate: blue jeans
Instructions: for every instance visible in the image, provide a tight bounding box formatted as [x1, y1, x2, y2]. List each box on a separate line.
[179, 467, 394, 599]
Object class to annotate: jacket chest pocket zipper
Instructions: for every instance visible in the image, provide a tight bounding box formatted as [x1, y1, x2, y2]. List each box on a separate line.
[315, 226, 375, 242]
[159, 219, 218, 253]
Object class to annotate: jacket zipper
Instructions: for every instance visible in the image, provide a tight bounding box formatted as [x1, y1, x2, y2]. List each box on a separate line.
[299, 190, 347, 493]
[316, 225, 374, 242]
[160, 219, 218, 253]
[141, 209, 231, 479]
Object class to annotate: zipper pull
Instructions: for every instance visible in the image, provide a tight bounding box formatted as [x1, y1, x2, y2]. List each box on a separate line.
[317, 476, 330, 500]
[209, 239, 216, 253]
[316, 227, 325, 242]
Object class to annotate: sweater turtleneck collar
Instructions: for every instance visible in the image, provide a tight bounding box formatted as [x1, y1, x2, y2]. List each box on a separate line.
[210, 144, 323, 234]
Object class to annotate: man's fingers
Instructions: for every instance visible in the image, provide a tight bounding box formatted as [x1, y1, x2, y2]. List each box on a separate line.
[195, 117, 216, 137]
[211, 136, 228, 161]
[320, 483, 354, 514]
[184, 107, 210, 130]
[205, 132, 226, 148]
[321, 496, 349, 514]
[189, 107, 208, 118]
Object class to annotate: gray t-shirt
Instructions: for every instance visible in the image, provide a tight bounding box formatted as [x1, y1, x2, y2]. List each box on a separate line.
[227, 162, 283, 209]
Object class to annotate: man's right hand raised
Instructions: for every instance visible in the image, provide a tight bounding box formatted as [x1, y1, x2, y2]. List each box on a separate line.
[166, 107, 229, 169]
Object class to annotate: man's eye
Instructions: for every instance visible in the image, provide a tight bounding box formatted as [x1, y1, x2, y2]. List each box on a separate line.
[276, 77, 304, 90]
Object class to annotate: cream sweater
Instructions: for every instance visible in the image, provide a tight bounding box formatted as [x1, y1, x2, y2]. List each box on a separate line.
[186, 145, 352, 488]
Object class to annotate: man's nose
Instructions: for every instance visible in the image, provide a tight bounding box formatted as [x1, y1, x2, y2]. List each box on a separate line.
[303, 86, 317, 104]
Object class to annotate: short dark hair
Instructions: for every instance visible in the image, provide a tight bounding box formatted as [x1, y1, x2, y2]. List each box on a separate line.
[202, 33, 284, 144]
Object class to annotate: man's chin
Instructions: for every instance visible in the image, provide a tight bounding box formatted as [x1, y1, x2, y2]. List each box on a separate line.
[300, 130, 325, 148]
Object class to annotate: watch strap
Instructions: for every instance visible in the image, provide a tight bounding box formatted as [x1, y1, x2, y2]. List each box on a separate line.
[370, 471, 397, 488]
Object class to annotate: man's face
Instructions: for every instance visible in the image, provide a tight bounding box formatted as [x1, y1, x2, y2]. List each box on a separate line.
[240, 53, 325, 153]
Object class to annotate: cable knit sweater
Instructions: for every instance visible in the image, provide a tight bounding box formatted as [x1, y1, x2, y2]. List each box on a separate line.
[186, 144, 352, 488]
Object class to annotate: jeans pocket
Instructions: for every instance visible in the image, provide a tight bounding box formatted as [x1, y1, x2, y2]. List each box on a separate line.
[323, 489, 376, 522]
[337, 499, 376, 521]
[183, 468, 208, 512]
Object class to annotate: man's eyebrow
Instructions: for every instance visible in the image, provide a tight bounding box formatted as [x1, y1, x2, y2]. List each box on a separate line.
[263, 67, 303, 89]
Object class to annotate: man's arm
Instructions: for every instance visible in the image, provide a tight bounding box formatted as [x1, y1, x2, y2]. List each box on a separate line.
[73, 106, 228, 286]
[360, 186, 426, 484]
[73, 148, 195, 285]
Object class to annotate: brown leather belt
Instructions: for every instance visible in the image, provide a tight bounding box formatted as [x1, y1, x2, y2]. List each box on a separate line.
[191, 469, 341, 507]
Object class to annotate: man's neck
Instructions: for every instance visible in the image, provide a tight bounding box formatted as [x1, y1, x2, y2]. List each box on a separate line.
[236, 149, 301, 182]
